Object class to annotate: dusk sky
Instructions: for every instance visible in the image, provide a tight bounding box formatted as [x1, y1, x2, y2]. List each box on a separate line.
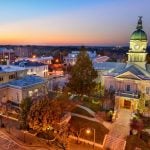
[0, 0, 150, 46]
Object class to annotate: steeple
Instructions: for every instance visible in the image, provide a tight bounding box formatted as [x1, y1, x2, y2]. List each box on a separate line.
[136, 16, 143, 30]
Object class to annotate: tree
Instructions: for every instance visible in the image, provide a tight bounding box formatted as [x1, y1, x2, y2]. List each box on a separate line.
[28, 95, 75, 132]
[95, 81, 104, 97]
[130, 117, 144, 137]
[27, 95, 75, 149]
[67, 47, 98, 97]
[138, 93, 146, 113]
[19, 97, 32, 129]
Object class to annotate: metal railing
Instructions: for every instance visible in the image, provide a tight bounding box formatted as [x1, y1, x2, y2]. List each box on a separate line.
[115, 90, 140, 99]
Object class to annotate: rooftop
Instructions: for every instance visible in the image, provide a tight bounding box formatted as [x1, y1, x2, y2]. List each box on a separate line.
[30, 56, 53, 61]
[0, 48, 14, 53]
[102, 63, 150, 80]
[94, 62, 126, 71]
[0, 65, 27, 73]
[14, 60, 47, 67]
[17, 56, 53, 61]
[8, 75, 46, 88]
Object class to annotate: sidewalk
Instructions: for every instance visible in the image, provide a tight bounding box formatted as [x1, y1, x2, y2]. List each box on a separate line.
[109, 109, 131, 139]
[69, 139, 102, 150]
[103, 109, 131, 150]
[0, 128, 51, 150]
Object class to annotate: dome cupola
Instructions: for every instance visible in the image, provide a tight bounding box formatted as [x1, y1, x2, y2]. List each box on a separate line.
[130, 16, 147, 40]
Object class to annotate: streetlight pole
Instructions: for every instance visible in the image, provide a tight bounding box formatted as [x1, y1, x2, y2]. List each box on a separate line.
[93, 128, 95, 148]
[86, 128, 96, 149]
[76, 128, 96, 148]
[77, 128, 85, 143]
[23, 131, 26, 143]
[47, 127, 50, 145]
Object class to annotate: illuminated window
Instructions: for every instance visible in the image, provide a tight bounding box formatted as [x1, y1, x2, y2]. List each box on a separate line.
[28, 91, 33, 97]
[34, 89, 38, 93]
[34, 89, 38, 96]
[9, 74, 15, 79]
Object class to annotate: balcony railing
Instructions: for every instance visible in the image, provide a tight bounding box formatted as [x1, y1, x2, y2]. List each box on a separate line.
[115, 90, 140, 99]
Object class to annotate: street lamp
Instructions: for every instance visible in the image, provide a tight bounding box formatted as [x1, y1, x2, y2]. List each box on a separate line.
[23, 131, 26, 143]
[86, 128, 96, 149]
[76, 128, 86, 143]
[47, 127, 50, 145]
[46, 126, 53, 144]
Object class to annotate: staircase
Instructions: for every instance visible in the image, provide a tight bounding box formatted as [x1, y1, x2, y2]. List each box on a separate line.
[103, 109, 131, 150]
[103, 134, 126, 150]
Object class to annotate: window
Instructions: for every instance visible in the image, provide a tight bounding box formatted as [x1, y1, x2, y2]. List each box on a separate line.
[146, 87, 150, 94]
[34, 89, 38, 96]
[0, 77, 3, 81]
[9, 74, 15, 79]
[126, 85, 130, 92]
[145, 100, 150, 107]
[34, 89, 38, 93]
[109, 85, 114, 91]
[110, 85, 113, 89]
[28, 91, 33, 97]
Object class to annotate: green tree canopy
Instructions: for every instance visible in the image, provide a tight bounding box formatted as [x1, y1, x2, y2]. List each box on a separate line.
[28, 95, 75, 132]
[138, 93, 146, 113]
[67, 47, 98, 97]
[19, 97, 32, 129]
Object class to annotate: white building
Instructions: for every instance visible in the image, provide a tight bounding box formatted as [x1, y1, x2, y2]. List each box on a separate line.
[16, 56, 53, 65]
[0, 65, 28, 83]
[14, 60, 48, 78]
[0, 65, 48, 104]
[97, 17, 150, 111]
[63, 51, 97, 66]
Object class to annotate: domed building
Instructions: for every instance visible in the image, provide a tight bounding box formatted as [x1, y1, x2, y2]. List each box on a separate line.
[128, 16, 148, 70]
[130, 29, 147, 41]
[95, 17, 150, 112]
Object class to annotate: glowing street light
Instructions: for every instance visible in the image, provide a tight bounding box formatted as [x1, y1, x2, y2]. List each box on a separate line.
[86, 128, 96, 149]
[77, 128, 96, 148]
[55, 59, 59, 63]
[23, 131, 27, 143]
[86, 128, 91, 134]
[47, 127, 50, 145]
[32, 55, 36, 58]
[46, 126, 53, 145]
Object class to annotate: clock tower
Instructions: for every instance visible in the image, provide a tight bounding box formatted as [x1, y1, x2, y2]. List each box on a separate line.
[127, 16, 148, 70]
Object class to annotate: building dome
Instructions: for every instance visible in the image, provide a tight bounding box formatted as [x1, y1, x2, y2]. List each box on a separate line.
[130, 29, 147, 40]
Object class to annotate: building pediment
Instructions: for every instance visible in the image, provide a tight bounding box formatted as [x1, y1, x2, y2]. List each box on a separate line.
[115, 71, 141, 80]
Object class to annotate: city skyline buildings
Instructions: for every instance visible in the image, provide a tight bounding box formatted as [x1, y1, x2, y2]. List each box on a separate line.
[0, 0, 150, 46]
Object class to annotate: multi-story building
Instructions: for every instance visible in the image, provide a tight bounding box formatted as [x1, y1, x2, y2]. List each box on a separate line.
[0, 65, 48, 104]
[14, 46, 33, 58]
[100, 17, 150, 111]
[0, 48, 15, 64]
[63, 51, 97, 66]
[14, 60, 48, 78]
[0, 65, 27, 84]
[16, 56, 53, 65]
